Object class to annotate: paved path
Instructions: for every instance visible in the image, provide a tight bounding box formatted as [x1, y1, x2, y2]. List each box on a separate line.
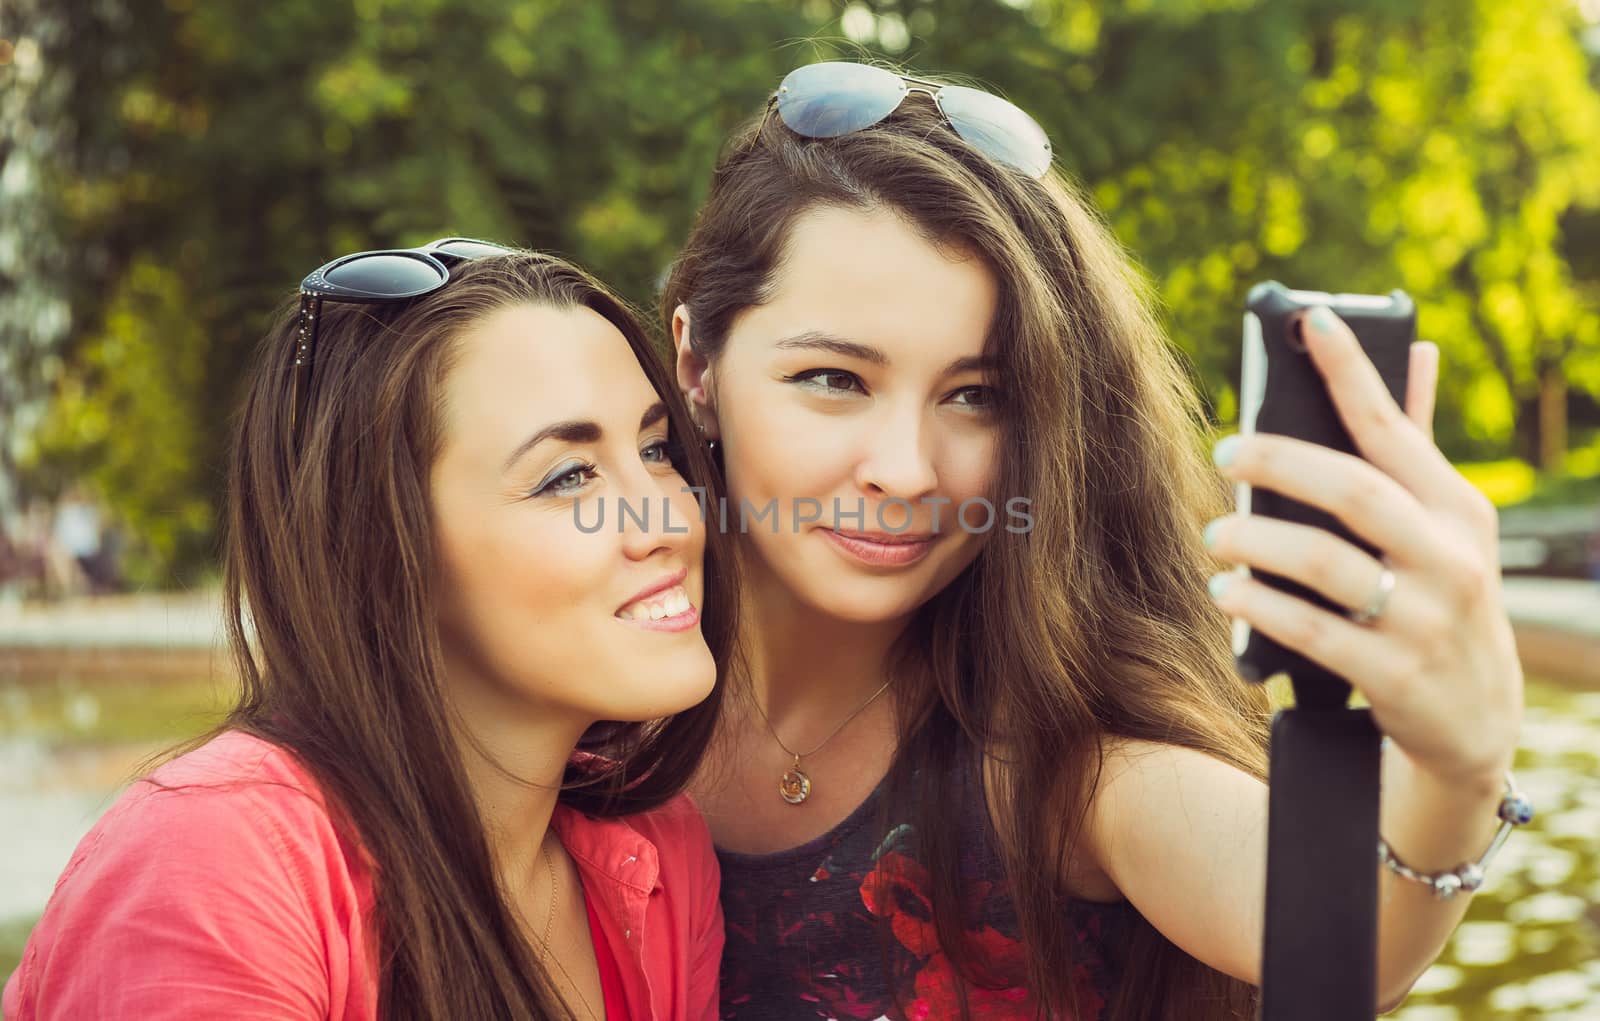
[1500, 577, 1600, 638]
[0, 589, 226, 649]
[2, 578, 1595, 647]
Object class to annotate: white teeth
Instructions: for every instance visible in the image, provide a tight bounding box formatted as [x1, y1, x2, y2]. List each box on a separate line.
[618, 585, 692, 622]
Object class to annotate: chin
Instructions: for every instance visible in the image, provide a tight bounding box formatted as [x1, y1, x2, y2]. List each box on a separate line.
[790, 572, 934, 625]
[606, 646, 719, 721]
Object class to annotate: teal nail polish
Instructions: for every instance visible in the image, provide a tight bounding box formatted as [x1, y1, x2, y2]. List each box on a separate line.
[1208, 572, 1234, 599]
[1309, 306, 1340, 334]
[1203, 519, 1223, 549]
[1213, 435, 1241, 468]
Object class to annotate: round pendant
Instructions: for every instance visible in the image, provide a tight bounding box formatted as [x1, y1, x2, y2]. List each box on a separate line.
[779, 767, 812, 805]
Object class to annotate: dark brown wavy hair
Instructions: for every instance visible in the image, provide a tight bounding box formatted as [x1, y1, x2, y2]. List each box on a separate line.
[662, 78, 1271, 1021]
[212, 251, 734, 1020]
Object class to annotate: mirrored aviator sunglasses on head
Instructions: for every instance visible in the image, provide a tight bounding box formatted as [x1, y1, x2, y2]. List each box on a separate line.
[291, 237, 513, 443]
[771, 61, 1053, 180]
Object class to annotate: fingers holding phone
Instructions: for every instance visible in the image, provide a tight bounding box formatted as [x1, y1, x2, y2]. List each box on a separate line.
[1213, 286, 1522, 787]
[1293, 305, 1467, 512]
[1405, 340, 1440, 440]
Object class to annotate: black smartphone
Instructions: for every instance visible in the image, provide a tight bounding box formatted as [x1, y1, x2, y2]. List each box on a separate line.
[1234, 281, 1415, 701]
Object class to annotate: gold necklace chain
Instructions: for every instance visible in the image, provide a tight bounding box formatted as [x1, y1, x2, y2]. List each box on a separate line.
[751, 678, 893, 805]
[536, 841, 604, 1021]
[544, 948, 603, 1021]
[537, 842, 556, 959]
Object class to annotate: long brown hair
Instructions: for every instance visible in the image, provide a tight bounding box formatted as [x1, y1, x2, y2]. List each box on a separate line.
[662, 79, 1271, 1020]
[216, 251, 734, 1020]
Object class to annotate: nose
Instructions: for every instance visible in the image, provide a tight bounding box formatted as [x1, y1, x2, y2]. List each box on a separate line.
[855, 401, 939, 500]
[616, 461, 699, 563]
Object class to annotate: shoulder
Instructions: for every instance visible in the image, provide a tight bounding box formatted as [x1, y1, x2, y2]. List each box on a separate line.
[103, 730, 350, 869]
[1090, 737, 1260, 810]
[986, 736, 1260, 901]
[49, 729, 363, 906]
[147, 727, 302, 784]
[1082, 737, 1266, 889]
[625, 792, 715, 854]
[28, 729, 374, 957]
[7, 731, 374, 1019]
[628, 794, 724, 997]
[556, 795, 723, 984]
[631, 795, 720, 921]
[564, 793, 718, 889]
[1087, 737, 1258, 828]
[556, 794, 720, 945]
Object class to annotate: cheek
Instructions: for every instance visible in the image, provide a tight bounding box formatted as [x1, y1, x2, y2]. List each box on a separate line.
[712, 364, 1001, 509]
[442, 520, 625, 697]
[718, 390, 844, 497]
[722, 410, 1002, 516]
[939, 429, 1001, 502]
[439, 512, 604, 638]
[663, 483, 708, 595]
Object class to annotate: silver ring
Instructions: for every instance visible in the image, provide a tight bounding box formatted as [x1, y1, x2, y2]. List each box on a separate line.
[1350, 566, 1397, 625]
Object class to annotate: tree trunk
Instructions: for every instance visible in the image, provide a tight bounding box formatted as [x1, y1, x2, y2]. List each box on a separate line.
[1537, 361, 1567, 473]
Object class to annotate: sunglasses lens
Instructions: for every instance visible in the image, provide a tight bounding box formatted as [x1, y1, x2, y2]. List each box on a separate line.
[430, 238, 511, 260]
[323, 253, 447, 298]
[776, 61, 906, 139]
[937, 86, 1053, 179]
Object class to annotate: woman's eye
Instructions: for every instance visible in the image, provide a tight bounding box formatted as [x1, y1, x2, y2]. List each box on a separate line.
[788, 369, 866, 395]
[949, 385, 997, 409]
[947, 387, 998, 412]
[534, 461, 597, 498]
[641, 439, 677, 465]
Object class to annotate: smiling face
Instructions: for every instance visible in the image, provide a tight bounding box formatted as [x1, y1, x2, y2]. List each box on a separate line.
[677, 205, 1003, 624]
[432, 302, 715, 725]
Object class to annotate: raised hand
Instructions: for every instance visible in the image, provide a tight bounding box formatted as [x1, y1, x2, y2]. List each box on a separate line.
[1205, 305, 1522, 789]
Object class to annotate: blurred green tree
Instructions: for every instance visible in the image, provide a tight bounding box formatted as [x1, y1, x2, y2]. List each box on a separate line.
[13, 0, 815, 582]
[843, 0, 1600, 463]
[10, 0, 1600, 582]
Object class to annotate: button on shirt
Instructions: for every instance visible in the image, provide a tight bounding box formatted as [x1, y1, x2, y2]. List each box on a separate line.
[3, 730, 722, 1020]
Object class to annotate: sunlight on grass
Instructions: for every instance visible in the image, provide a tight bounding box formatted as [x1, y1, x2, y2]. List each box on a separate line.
[0, 676, 235, 747]
[1460, 459, 1538, 506]
[1458, 455, 1600, 511]
[1, 915, 31, 986]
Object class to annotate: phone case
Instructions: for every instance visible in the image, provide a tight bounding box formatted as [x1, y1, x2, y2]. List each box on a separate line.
[1235, 281, 1415, 701]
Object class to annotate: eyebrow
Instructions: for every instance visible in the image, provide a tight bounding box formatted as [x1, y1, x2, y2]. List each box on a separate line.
[775, 330, 888, 365]
[503, 402, 670, 472]
[773, 330, 996, 376]
[639, 401, 668, 432]
[503, 421, 600, 472]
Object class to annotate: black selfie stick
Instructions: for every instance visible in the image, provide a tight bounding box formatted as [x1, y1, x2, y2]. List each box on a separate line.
[1258, 671, 1381, 1021]
[1242, 283, 1415, 1021]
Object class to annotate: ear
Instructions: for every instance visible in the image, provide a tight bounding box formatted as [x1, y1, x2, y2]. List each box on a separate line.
[672, 304, 721, 441]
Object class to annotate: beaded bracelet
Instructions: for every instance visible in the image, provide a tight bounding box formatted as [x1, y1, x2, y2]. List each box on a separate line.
[1377, 772, 1535, 901]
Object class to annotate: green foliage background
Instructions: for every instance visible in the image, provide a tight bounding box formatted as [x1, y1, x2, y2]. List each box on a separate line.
[5, 0, 1600, 584]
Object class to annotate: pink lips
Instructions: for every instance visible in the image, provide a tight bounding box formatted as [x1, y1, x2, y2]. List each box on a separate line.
[615, 567, 699, 633]
[822, 528, 937, 567]
[618, 567, 688, 612]
[624, 605, 700, 633]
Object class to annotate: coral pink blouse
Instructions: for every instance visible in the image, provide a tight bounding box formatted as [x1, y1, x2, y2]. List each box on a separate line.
[3, 730, 721, 1020]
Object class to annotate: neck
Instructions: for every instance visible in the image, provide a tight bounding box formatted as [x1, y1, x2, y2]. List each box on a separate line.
[445, 660, 591, 902]
[736, 547, 910, 729]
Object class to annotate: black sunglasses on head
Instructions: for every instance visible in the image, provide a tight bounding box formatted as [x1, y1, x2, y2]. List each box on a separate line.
[766, 62, 1054, 179]
[291, 237, 512, 445]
